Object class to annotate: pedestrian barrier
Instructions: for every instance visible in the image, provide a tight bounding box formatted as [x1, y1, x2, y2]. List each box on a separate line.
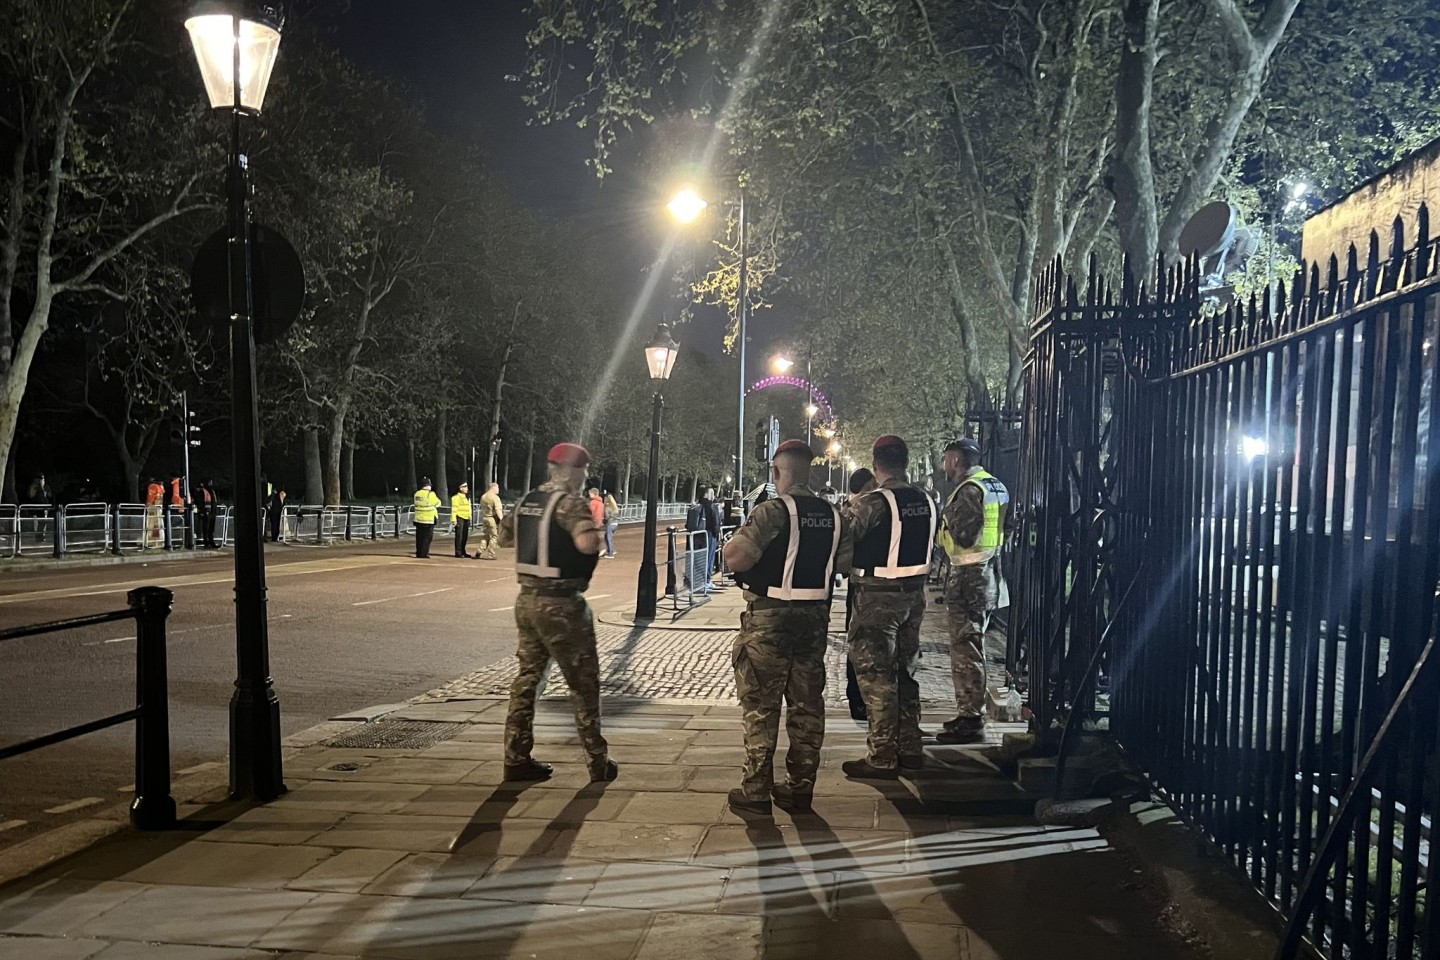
[0, 504, 14, 558]
[663, 527, 712, 611]
[0, 499, 695, 560]
[716, 524, 739, 577]
[0, 586, 176, 830]
[62, 502, 111, 554]
[15, 504, 55, 556]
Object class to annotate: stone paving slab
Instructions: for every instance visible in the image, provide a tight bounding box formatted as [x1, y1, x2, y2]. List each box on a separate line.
[0, 609, 1202, 960]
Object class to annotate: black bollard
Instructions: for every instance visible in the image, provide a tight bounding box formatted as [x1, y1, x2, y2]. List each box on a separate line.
[664, 526, 677, 598]
[111, 503, 123, 556]
[52, 505, 64, 559]
[128, 586, 176, 830]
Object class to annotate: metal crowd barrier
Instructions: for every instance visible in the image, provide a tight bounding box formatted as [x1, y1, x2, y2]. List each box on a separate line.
[663, 527, 712, 611]
[0, 504, 15, 558]
[0, 499, 699, 560]
[62, 502, 111, 554]
[0, 586, 176, 829]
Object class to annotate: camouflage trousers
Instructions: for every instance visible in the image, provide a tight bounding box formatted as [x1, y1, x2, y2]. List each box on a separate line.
[476, 519, 499, 558]
[504, 590, 609, 769]
[847, 587, 926, 767]
[732, 604, 830, 800]
[945, 564, 989, 719]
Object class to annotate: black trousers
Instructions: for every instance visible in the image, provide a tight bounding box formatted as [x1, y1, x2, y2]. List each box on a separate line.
[415, 521, 435, 557]
[453, 517, 470, 556]
[198, 507, 218, 546]
[268, 510, 282, 542]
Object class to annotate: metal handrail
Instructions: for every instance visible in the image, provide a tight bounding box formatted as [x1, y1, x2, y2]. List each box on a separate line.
[0, 586, 176, 830]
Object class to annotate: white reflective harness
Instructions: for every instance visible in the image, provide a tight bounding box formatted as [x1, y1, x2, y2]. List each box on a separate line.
[770, 494, 842, 601]
[514, 491, 563, 578]
[856, 487, 935, 579]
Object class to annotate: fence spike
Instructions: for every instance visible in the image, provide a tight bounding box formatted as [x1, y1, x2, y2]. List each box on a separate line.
[1418, 204, 1432, 280]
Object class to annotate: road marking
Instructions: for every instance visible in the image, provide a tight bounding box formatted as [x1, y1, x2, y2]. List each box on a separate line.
[82, 624, 223, 647]
[353, 586, 457, 607]
[0, 820, 26, 832]
[44, 797, 104, 815]
[0, 555, 410, 606]
[482, 577, 509, 583]
[588, 594, 611, 600]
[105, 636, 133, 644]
[488, 606, 513, 612]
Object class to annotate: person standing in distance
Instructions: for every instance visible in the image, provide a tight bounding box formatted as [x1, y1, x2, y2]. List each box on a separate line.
[412, 478, 441, 558]
[934, 437, 1010, 744]
[723, 439, 852, 816]
[841, 467, 877, 721]
[602, 489, 620, 558]
[498, 443, 617, 784]
[478, 482, 504, 560]
[451, 482, 474, 558]
[843, 435, 936, 780]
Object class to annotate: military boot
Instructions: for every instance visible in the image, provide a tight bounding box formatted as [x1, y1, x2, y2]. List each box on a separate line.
[841, 758, 900, 780]
[934, 719, 985, 745]
[772, 784, 813, 813]
[727, 789, 773, 817]
[503, 759, 554, 781]
[589, 758, 620, 783]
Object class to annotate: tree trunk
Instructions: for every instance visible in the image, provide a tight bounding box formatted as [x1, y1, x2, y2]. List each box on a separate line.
[303, 425, 324, 505]
[485, 303, 523, 487]
[689, 476, 699, 502]
[342, 437, 355, 501]
[501, 442, 511, 492]
[523, 433, 535, 492]
[0, 289, 53, 499]
[622, 456, 632, 504]
[433, 409, 449, 498]
[1110, 0, 1161, 269]
[323, 402, 348, 505]
[405, 435, 418, 493]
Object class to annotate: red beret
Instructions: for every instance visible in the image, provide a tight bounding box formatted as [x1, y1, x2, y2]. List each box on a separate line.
[872, 435, 908, 455]
[547, 443, 590, 468]
[773, 439, 813, 459]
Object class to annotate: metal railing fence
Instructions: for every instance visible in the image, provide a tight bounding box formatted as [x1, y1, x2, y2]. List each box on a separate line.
[1015, 211, 1440, 960]
[0, 499, 693, 560]
[0, 586, 175, 830]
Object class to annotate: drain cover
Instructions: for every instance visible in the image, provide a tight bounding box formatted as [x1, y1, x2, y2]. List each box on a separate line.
[325, 720, 466, 750]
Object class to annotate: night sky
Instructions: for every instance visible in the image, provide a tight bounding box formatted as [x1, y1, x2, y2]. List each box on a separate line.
[328, 0, 737, 358]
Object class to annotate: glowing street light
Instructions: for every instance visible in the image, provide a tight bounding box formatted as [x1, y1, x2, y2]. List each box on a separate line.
[772, 355, 795, 374]
[666, 188, 709, 224]
[668, 181, 750, 506]
[185, 3, 282, 114]
[805, 403, 819, 419]
[1241, 435, 1269, 463]
[636, 323, 680, 620]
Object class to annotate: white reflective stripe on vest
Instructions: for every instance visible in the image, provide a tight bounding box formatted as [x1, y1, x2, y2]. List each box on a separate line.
[860, 487, 934, 579]
[772, 494, 839, 602]
[515, 491, 563, 577]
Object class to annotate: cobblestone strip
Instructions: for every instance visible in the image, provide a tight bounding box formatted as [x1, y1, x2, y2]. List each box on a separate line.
[419, 624, 962, 706]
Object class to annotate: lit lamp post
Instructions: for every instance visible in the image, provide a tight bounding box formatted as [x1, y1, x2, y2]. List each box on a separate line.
[772, 354, 817, 447]
[185, 0, 285, 801]
[635, 323, 679, 620]
[668, 185, 748, 508]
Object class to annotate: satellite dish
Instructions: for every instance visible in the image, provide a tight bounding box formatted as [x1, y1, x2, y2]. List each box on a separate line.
[1178, 201, 1238, 260]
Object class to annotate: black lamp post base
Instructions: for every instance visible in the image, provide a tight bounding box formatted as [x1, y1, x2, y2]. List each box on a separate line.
[228, 683, 286, 801]
[635, 562, 658, 620]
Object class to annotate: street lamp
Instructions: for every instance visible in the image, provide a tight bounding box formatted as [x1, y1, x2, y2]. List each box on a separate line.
[635, 322, 679, 620]
[668, 184, 748, 511]
[771, 353, 817, 447]
[186, 0, 285, 802]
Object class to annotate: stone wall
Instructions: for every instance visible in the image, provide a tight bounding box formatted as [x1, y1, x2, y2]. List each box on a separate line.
[1302, 137, 1440, 266]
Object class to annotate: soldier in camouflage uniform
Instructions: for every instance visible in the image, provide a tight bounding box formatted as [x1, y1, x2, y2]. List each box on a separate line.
[934, 437, 1009, 744]
[842, 436, 936, 779]
[723, 440, 852, 816]
[498, 443, 618, 783]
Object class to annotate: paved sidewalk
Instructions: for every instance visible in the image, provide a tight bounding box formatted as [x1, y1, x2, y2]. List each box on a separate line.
[0, 691, 1198, 960]
[0, 573, 1202, 960]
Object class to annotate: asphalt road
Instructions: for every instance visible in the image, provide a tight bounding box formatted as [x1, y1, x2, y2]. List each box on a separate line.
[0, 525, 650, 848]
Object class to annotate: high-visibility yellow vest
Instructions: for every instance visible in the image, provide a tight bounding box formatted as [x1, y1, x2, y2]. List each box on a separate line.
[413, 489, 440, 523]
[937, 468, 1009, 566]
[451, 493, 472, 520]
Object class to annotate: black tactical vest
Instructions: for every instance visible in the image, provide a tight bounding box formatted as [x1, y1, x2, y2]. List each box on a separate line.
[852, 485, 935, 578]
[514, 490, 599, 583]
[736, 494, 841, 601]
